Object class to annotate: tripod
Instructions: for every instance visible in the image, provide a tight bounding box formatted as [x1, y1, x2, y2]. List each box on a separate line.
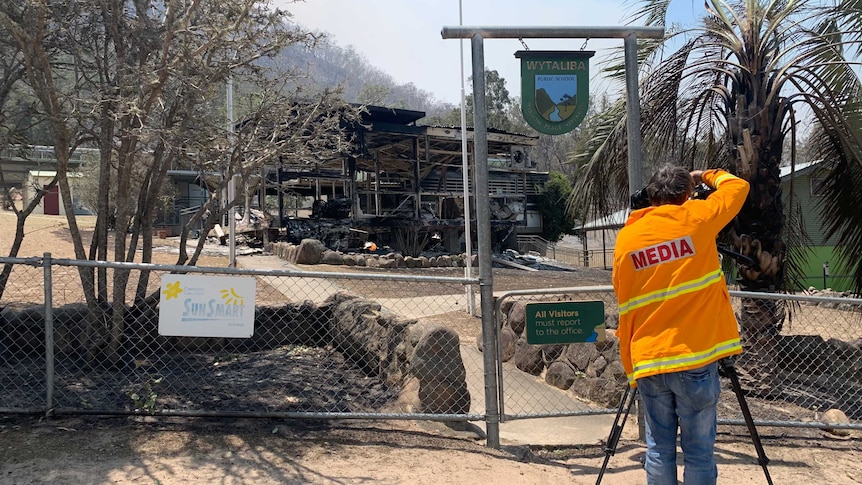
[596, 359, 773, 485]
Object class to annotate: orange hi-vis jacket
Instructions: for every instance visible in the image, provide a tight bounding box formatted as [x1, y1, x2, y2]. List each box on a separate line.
[612, 169, 750, 387]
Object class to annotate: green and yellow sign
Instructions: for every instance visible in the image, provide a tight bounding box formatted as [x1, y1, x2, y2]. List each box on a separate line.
[525, 300, 605, 345]
[515, 50, 595, 135]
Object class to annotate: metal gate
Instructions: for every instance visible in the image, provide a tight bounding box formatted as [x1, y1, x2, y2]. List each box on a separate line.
[493, 286, 862, 435]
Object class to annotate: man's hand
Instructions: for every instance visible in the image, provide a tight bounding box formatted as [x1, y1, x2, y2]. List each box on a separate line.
[690, 170, 704, 186]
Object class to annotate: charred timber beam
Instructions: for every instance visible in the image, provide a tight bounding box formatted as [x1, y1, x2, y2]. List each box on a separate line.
[424, 126, 538, 145]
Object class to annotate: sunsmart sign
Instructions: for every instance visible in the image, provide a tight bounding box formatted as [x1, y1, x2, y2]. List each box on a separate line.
[515, 50, 595, 135]
[159, 275, 256, 338]
[525, 300, 605, 345]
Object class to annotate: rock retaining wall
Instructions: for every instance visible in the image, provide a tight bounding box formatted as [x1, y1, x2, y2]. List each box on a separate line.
[1, 294, 469, 415]
[268, 238, 478, 268]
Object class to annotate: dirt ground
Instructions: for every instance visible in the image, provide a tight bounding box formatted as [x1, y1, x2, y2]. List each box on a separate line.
[1, 212, 860, 485]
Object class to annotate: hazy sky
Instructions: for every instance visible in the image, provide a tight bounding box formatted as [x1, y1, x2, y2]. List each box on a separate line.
[276, 1, 701, 106]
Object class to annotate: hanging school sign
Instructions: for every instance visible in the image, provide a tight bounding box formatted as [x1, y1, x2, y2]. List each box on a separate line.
[515, 50, 595, 135]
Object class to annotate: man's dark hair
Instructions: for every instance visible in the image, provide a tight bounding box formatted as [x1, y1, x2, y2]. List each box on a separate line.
[646, 164, 693, 206]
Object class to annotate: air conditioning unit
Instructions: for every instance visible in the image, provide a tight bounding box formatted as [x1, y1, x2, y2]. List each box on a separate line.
[510, 146, 532, 168]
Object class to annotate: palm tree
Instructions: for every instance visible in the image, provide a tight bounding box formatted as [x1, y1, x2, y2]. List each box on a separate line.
[570, 0, 862, 392]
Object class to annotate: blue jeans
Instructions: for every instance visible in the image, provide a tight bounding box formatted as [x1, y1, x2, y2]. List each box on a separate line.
[637, 361, 720, 485]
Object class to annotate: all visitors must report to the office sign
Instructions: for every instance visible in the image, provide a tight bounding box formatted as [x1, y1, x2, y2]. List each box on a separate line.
[524, 300, 605, 345]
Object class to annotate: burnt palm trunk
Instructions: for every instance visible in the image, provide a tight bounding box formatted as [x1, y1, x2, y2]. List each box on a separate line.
[728, 124, 787, 395]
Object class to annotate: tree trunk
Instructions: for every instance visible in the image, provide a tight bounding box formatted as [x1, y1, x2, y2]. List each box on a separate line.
[731, 142, 786, 395]
[0, 180, 57, 300]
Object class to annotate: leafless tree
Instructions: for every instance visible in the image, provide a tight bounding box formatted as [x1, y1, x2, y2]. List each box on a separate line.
[0, 1, 359, 362]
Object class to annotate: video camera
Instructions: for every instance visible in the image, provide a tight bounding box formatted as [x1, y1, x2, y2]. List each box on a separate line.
[629, 183, 716, 211]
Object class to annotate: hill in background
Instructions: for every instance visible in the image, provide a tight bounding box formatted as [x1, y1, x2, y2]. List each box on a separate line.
[275, 22, 456, 120]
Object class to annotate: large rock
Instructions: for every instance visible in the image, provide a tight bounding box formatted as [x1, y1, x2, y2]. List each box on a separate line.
[295, 239, 326, 264]
[513, 337, 545, 376]
[506, 300, 527, 335]
[245, 301, 327, 351]
[4, 306, 45, 355]
[601, 359, 627, 382]
[1, 306, 20, 358]
[411, 325, 470, 414]
[820, 408, 852, 437]
[545, 360, 576, 390]
[412, 325, 465, 382]
[417, 377, 470, 415]
[565, 343, 599, 372]
[326, 292, 414, 383]
[53, 303, 95, 355]
[320, 250, 344, 265]
[475, 325, 518, 362]
[499, 326, 518, 361]
[500, 298, 516, 317]
[585, 354, 608, 378]
[541, 344, 565, 366]
[570, 376, 626, 408]
[286, 244, 299, 262]
[597, 329, 620, 352]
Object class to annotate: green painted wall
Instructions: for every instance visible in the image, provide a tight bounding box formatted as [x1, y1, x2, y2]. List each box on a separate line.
[780, 165, 855, 291]
[793, 245, 855, 292]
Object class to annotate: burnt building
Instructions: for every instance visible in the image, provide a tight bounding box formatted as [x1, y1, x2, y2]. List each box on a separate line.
[271, 105, 547, 255]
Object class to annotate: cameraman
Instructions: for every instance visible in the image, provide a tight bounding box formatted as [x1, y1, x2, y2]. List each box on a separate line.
[612, 165, 749, 485]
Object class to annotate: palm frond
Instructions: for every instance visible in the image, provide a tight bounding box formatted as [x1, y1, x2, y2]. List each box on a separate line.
[812, 97, 862, 293]
[831, 0, 862, 58]
[567, 100, 629, 219]
[579, 0, 862, 293]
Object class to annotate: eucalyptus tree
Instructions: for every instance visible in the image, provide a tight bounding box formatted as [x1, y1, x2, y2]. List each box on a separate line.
[0, 1, 358, 363]
[428, 69, 517, 131]
[569, 0, 862, 390]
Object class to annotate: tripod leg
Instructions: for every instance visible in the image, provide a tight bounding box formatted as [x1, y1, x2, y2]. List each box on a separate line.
[720, 359, 774, 485]
[596, 386, 638, 485]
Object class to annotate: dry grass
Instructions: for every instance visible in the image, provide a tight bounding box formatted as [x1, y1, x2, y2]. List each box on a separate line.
[0, 212, 230, 307]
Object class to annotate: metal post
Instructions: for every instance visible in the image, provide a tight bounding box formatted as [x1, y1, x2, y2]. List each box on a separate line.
[442, 25, 665, 39]
[43, 252, 54, 413]
[624, 33, 645, 193]
[277, 166, 284, 224]
[823, 261, 829, 289]
[628, 47, 644, 440]
[227, 76, 237, 268]
[470, 33, 501, 449]
[602, 230, 608, 269]
[458, 0, 476, 316]
[630, 44, 645, 440]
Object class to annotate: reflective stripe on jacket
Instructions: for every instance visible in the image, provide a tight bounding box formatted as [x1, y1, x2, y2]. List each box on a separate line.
[612, 170, 750, 386]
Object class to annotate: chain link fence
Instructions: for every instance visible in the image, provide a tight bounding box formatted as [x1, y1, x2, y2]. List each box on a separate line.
[2, 255, 860, 436]
[517, 236, 614, 270]
[494, 287, 862, 432]
[0, 256, 482, 422]
[492, 287, 622, 420]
